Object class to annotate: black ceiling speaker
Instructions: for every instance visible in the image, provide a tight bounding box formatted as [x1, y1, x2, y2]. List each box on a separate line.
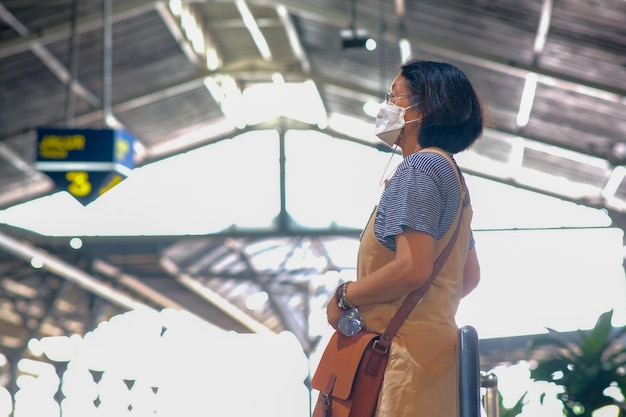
[340, 29, 371, 49]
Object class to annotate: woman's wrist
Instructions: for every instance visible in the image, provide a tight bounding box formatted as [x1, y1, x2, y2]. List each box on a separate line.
[335, 282, 357, 310]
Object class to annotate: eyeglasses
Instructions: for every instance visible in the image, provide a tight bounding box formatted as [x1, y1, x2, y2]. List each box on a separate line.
[385, 92, 413, 104]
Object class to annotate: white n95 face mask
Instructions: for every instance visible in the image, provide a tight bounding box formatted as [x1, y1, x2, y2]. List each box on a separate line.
[375, 103, 406, 147]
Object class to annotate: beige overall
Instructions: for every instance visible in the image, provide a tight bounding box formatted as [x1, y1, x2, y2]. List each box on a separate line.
[357, 149, 473, 417]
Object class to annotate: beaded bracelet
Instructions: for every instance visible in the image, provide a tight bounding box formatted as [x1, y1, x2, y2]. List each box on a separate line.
[335, 282, 356, 310]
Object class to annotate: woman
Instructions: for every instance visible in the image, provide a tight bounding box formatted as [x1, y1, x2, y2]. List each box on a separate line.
[327, 60, 484, 417]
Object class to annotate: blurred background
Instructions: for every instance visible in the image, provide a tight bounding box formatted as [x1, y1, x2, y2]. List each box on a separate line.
[0, 0, 625, 416]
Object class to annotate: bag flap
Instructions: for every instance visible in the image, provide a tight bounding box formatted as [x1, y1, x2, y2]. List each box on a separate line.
[312, 331, 379, 400]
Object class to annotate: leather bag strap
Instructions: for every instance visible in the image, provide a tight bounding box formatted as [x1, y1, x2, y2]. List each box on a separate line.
[375, 149, 469, 350]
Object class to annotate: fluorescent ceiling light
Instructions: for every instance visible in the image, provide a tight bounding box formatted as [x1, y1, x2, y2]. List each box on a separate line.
[168, 0, 182, 16]
[533, 0, 554, 55]
[516, 73, 538, 127]
[601, 165, 626, 200]
[236, 0, 272, 60]
[399, 38, 411, 62]
[363, 99, 381, 118]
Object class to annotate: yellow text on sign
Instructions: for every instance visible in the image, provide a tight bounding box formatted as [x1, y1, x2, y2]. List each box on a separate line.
[39, 134, 86, 159]
[115, 138, 131, 161]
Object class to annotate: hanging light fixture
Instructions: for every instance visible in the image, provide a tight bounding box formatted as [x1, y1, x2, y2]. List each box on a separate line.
[340, 0, 375, 50]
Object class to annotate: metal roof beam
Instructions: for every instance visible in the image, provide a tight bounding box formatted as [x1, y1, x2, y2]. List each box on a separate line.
[275, 4, 310, 73]
[0, 231, 153, 312]
[0, 0, 158, 60]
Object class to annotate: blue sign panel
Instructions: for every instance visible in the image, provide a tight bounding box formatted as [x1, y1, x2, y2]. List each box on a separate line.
[35, 127, 136, 205]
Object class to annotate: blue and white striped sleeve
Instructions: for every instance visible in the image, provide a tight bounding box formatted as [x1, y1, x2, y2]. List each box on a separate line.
[373, 152, 476, 252]
[374, 160, 444, 251]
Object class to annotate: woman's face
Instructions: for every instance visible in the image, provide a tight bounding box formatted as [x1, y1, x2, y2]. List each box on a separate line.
[388, 75, 420, 117]
[387, 75, 411, 106]
[387, 75, 422, 150]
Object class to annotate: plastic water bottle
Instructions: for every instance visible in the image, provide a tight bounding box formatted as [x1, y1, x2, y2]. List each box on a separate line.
[338, 308, 363, 336]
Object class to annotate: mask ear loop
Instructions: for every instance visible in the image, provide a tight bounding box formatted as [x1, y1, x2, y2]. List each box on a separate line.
[378, 142, 400, 187]
[377, 118, 422, 187]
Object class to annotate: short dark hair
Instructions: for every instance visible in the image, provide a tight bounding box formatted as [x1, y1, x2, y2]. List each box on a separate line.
[400, 60, 484, 153]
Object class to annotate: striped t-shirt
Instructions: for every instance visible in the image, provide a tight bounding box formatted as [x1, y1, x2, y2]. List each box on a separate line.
[374, 151, 473, 251]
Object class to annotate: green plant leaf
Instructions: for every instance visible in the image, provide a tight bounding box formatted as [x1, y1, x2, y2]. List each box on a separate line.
[531, 357, 573, 382]
[530, 332, 576, 359]
[529, 309, 626, 417]
[497, 390, 527, 417]
[579, 310, 614, 360]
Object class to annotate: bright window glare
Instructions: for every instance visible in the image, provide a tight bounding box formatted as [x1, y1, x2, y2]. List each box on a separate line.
[0, 129, 621, 341]
[327, 112, 380, 144]
[285, 130, 389, 229]
[21, 309, 309, 417]
[466, 175, 612, 230]
[240, 80, 327, 126]
[0, 131, 282, 236]
[0, 130, 396, 236]
[457, 227, 626, 339]
[457, 175, 621, 339]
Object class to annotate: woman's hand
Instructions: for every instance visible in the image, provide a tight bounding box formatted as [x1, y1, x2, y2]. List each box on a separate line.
[326, 297, 343, 331]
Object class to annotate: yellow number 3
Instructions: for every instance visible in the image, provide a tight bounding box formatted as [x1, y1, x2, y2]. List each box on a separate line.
[66, 171, 92, 197]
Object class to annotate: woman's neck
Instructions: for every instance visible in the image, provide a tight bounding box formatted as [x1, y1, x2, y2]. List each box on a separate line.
[401, 142, 423, 158]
